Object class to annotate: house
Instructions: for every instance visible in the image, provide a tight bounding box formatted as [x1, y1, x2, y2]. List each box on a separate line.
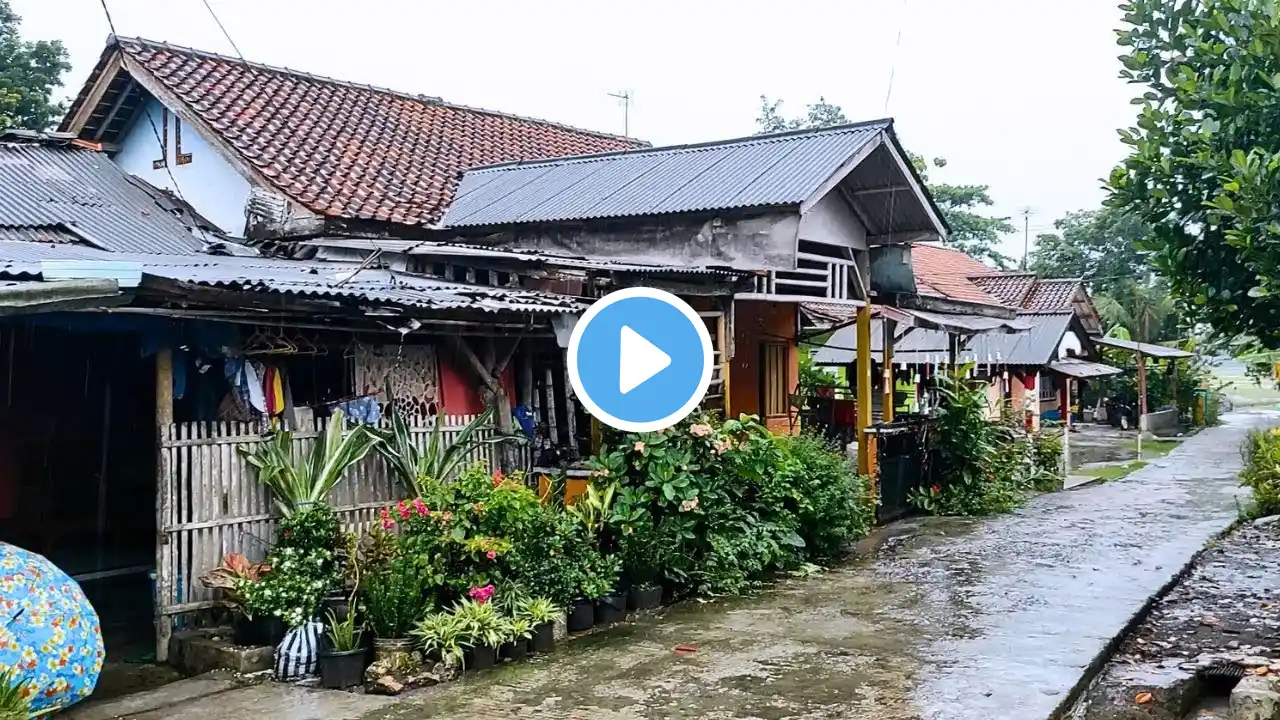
[432, 120, 951, 447]
[814, 243, 1117, 426]
[0, 130, 748, 664]
[59, 36, 646, 240]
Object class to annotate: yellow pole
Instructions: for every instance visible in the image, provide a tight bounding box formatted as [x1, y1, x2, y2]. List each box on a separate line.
[717, 312, 731, 418]
[856, 304, 874, 477]
[881, 318, 895, 425]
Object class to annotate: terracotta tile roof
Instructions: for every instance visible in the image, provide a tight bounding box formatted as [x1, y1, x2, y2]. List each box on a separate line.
[1022, 278, 1080, 312]
[909, 244, 999, 304]
[970, 273, 1036, 307]
[66, 37, 646, 228]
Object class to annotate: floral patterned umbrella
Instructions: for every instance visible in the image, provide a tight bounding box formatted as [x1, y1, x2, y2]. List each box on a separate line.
[0, 543, 104, 716]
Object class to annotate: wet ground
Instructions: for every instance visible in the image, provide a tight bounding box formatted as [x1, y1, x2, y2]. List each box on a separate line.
[352, 412, 1275, 720]
[1072, 515, 1280, 719]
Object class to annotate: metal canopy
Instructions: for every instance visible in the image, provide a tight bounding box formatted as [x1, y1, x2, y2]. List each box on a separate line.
[1047, 358, 1124, 379]
[878, 306, 1033, 334]
[1095, 337, 1192, 358]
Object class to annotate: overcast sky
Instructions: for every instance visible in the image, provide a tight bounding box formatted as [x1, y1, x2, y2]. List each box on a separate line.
[16, 0, 1136, 261]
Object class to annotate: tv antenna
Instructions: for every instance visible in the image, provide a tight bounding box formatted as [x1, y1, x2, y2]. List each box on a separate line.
[608, 90, 633, 137]
[1020, 207, 1035, 270]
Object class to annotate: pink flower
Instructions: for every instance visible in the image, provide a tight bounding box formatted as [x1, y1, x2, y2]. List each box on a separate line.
[492, 470, 505, 487]
[712, 439, 733, 455]
[680, 496, 700, 512]
[412, 498, 428, 517]
[381, 518, 395, 530]
[442, 511, 453, 522]
[690, 423, 713, 438]
[485, 550, 497, 560]
[633, 441, 645, 452]
[396, 500, 411, 520]
[468, 584, 495, 604]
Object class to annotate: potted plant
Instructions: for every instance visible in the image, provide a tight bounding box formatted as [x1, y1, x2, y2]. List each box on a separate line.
[518, 598, 559, 653]
[566, 595, 594, 633]
[583, 554, 623, 627]
[500, 618, 533, 661]
[199, 552, 271, 645]
[362, 556, 428, 666]
[411, 611, 467, 669]
[319, 607, 366, 689]
[240, 407, 379, 516]
[453, 599, 506, 671]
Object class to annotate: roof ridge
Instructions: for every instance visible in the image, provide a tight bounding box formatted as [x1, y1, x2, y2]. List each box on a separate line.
[111, 35, 645, 148]
[465, 118, 895, 174]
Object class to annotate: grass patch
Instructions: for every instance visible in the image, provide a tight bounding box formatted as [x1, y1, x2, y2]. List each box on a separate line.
[1079, 460, 1149, 482]
[1120, 438, 1179, 456]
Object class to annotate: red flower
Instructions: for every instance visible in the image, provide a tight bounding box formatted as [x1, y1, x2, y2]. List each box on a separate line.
[492, 470, 505, 487]
[468, 584, 495, 604]
[396, 500, 411, 520]
[486, 550, 497, 560]
[381, 518, 395, 531]
[930, 484, 942, 495]
[412, 498, 429, 517]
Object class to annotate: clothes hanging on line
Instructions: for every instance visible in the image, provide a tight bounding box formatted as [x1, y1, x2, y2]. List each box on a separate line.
[337, 395, 381, 425]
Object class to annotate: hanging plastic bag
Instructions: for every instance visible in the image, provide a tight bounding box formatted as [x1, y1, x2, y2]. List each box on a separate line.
[274, 620, 323, 680]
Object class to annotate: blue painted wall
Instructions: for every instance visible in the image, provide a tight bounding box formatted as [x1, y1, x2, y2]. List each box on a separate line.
[113, 99, 254, 237]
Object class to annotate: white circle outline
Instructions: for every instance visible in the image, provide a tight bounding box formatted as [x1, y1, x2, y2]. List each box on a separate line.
[567, 287, 714, 433]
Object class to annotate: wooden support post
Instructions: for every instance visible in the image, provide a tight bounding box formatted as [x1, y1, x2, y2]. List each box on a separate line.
[154, 346, 173, 663]
[1137, 350, 1148, 455]
[881, 318, 895, 424]
[716, 311, 731, 417]
[855, 304, 874, 477]
[563, 350, 578, 454]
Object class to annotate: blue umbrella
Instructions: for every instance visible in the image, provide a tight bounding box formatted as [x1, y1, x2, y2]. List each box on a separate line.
[0, 543, 104, 716]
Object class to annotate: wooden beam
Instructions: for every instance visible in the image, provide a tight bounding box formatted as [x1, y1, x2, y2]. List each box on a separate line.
[93, 79, 137, 142]
[868, 231, 940, 245]
[856, 304, 874, 477]
[65, 53, 123, 134]
[853, 185, 910, 196]
[454, 337, 500, 392]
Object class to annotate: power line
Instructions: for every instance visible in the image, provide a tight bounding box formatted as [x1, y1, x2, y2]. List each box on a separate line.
[883, 0, 908, 113]
[96, 0, 213, 246]
[198, 0, 244, 60]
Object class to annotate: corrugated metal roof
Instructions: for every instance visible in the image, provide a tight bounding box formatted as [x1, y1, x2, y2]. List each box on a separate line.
[812, 312, 1074, 367]
[0, 241, 581, 315]
[441, 121, 891, 228]
[1095, 337, 1193, 358]
[0, 134, 206, 254]
[1048, 359, 1123, 378]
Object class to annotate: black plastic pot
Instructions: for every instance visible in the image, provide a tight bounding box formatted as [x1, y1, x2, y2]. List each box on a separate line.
[233, 614, 286, 647]
[628, 584, 663, 611]
[531, 622, 555, 653]
[500, 639, 528, 661]
[319, 648, 366, 689]
[321, 594, 350, 624]
[465, 644, 497, 671]
[567, 599, 595, 632]
[595, 593, 627, 625]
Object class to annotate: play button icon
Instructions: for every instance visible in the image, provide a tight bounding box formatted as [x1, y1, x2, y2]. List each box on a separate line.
[619, 326, 671, 394]
[568, 287, 713, 432]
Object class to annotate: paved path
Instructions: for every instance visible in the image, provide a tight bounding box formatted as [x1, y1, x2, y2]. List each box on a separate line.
[358, 412, 1273, 720]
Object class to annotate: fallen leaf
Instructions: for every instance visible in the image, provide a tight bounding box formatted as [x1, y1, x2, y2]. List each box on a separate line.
[674, 644, 697, 655]
[1256, 667, 1271, 676]
[1135, 692, 1153, 705]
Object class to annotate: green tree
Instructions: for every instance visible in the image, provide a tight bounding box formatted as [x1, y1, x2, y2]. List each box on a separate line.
[757, 95, 1014, 267]
[1029, 208, 1150, 282]
[1109, 0, 1280, 347]
[1094, 280, 1178, 343]
[0, 0, 70, 130]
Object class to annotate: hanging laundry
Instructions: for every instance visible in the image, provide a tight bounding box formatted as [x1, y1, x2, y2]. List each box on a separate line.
[263, 366, 286, 417]
[244, 361, 267, 413]
[338, 395, 381, 425]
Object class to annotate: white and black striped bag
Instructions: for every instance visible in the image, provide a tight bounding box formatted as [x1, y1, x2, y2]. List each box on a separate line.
[274, 621, 323, 680]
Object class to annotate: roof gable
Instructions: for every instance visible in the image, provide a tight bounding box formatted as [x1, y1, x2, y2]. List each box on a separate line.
[909, 244, 999, 305]
[61, 36, 646, 228]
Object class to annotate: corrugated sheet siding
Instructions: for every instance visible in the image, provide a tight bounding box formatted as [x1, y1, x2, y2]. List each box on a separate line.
[0, 141, 205, 254]
[442, 121, 888, 227]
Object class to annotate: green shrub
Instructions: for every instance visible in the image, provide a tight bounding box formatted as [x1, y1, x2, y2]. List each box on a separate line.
[1029, 427, 1065, 492]
[1242, 428, 1280, 517]
[776, 433, 874, 560]
[362, 555, 431, 639]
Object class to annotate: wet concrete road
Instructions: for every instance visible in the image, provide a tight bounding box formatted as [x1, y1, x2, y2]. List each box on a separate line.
[367, 413, 1274, 720]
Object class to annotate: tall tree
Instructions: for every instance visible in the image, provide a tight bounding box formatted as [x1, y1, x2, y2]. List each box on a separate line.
[1029, 208, 1150, 282]
[0, 0, 70, 130]
[757, 95, 1014, 267]
[1109, 0, 1280, 347]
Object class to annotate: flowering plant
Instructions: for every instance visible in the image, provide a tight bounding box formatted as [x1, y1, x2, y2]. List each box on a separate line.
[467, 584, 495, 604]
[239, 545, 332, 627]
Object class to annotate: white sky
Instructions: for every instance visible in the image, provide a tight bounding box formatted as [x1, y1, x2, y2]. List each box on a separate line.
[16, 0, 1137, 260]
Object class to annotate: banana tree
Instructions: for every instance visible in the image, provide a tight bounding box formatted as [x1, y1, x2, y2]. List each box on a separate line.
[240, 408, 379, 515]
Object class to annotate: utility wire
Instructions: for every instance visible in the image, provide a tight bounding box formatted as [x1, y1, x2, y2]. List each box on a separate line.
[198, 0, 245, 60]
[95, 0, 213, 247]
[883, 0, 908, 113]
